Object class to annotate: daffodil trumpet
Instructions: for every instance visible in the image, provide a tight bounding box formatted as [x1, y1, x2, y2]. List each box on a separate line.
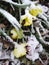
[29, 8, 42, 17]
[20, 12, 37, 27]
[20, 14, 32, 26]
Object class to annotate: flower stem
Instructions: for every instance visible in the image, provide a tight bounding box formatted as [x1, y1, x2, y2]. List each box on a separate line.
[2, 0, 31, 8]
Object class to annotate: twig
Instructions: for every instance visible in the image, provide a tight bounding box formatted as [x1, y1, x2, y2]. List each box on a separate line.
[10, 4, 15, 11]
[39, 57, 45, 65]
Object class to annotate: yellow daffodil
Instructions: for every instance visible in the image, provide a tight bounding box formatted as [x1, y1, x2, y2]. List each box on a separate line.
[13, 43, 27, 58]
[29, 8, 42, 16]
[20, 15, 32, 26]
[11, 28, 23, 39]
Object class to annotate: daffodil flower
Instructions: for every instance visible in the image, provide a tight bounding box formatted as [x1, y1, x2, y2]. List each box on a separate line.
[23, 0, 43, 17]
[20, 12, 36, 26]
[28, 5, 42, 17]
[13, 43, 27, 58]
[25, 1, 48, 17]
[20, 15, 32, 26]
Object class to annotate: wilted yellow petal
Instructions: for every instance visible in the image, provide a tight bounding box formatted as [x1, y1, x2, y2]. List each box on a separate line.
[13, 43, 27, 58]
